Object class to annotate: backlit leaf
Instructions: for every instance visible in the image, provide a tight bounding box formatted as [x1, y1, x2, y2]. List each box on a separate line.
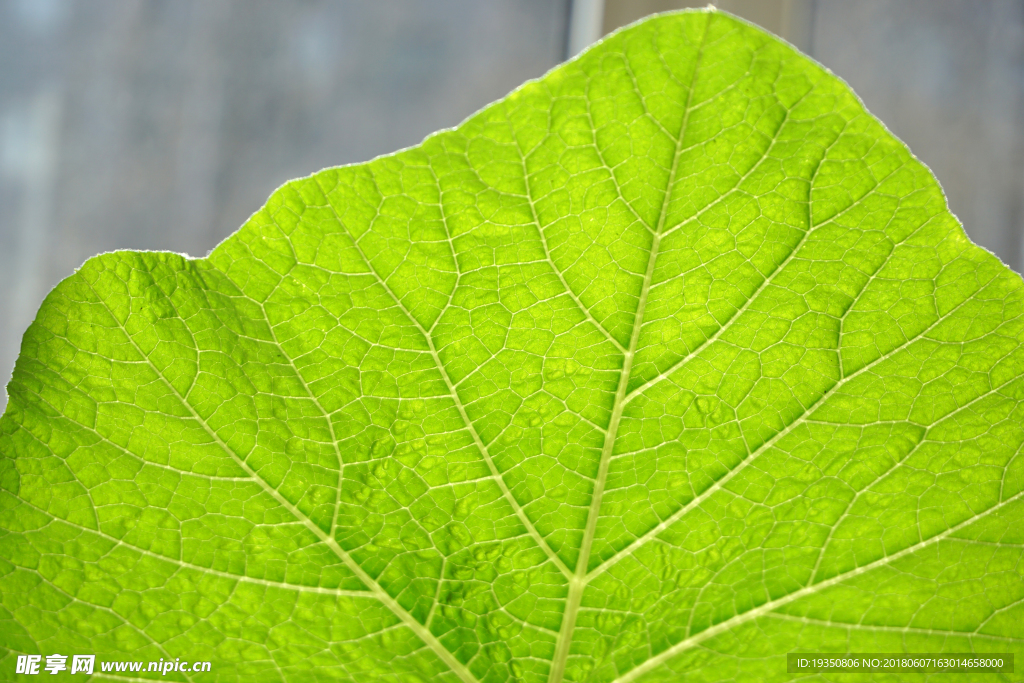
[2, 9, 1023, 682]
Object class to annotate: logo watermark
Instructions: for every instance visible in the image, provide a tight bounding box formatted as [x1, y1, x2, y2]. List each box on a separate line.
[15, 655, 212, 676]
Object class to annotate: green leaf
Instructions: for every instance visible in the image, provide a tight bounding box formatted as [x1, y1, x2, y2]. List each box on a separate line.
[2, 9, 1023, 682]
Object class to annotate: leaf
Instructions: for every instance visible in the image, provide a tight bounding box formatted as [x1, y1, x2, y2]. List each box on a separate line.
[2, 9, 1023, 683]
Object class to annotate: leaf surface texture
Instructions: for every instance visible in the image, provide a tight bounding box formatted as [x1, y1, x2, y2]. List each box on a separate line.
[2, 10, 1023, 683]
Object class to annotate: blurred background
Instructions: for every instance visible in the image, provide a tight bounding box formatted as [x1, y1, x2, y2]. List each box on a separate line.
[2, 0, 1023, 411]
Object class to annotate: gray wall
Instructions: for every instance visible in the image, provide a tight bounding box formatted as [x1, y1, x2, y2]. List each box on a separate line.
[0, 0, 570, 410]
[604, 0, 1024, 273]
[812, 1, 1024, 276]
[4, 0, 1024, 412]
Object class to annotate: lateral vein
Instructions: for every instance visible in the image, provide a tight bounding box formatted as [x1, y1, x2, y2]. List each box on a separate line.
[83, 281, 479, 683]
[588, 278, 1001, 580]
[325, 196, 574, 581]
[613, 488, 1024, 683]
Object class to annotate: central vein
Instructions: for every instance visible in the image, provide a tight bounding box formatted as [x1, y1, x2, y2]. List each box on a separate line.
[546, 15, 711, 683]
